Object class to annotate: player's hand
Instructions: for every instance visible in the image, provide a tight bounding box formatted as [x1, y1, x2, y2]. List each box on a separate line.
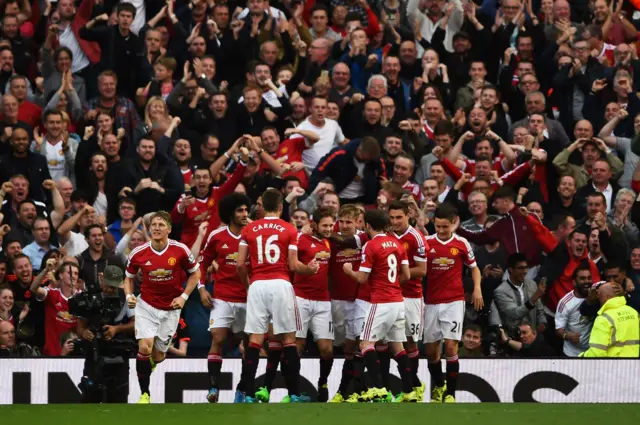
[301, 224, 312, 235]
[472, 288, 484, 311]
[102, 325, 117, 341]
[199, 286, 213, 309]
[171, 296, 186, 310]
[82, 329, 95, 341]
[567, 332, 581, 344]
[198, 221, 209, 237]
[127, 294, 137, 309]
[308, 259, 319, 274]
[343, 262, 353, 274]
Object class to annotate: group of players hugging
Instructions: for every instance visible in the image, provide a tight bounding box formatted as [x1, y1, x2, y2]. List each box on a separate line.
[124, 187, 481, 404]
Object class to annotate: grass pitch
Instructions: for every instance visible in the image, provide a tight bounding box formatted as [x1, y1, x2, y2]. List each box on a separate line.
[1, 404, 638, 425]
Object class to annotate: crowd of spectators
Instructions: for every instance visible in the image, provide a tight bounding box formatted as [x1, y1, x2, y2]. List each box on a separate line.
[1, 0, 640, 359]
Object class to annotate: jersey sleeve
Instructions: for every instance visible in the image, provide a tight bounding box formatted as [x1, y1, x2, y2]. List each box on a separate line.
[399, 245, 409, 266]
[181, 244, 199, 274]
[462, 240, 477, 269]
[414, 235, 427, 263]
[199, 234, 217, 284]
[125, 249, 140, 278]
[555, 298, 569, 329]
[288, 225, 299, 251]
[359, 242, 374, 273]
[239, 226, 249, 247]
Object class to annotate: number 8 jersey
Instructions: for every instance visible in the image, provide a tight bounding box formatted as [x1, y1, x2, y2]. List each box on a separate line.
[240, 217, 299, 283]
[359, 233, 408, 304]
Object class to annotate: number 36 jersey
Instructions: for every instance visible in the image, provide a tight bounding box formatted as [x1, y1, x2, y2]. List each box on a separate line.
[240, 217, 299, 283]
[359, 233, 408, 304]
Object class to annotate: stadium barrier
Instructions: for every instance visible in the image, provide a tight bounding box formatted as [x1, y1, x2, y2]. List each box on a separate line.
[1, 358, 638, 404]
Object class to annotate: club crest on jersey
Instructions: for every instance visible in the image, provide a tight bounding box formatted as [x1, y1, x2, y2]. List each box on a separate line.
[280, 147, 288, 154]
[403, 243, 409, 252]
[450, 247, 459, 256]
[168, 257, 177, 266]
[208, 199, 215, 208]
[324, 240, 330, 249]
[209, 319, 214, 326]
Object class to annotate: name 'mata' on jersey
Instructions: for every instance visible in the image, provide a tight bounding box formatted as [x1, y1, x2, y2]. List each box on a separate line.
[126, 240, 199, 310]
[425, 234, 476, 304]
[199, 226, 247, 302]
[359, 234, 408, 304]
[239, 217, 299, 282]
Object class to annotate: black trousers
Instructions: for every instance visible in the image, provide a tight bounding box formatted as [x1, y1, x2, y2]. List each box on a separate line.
[81, 356, 130, 403]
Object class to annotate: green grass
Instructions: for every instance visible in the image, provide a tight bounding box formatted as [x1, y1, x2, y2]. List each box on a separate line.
[1, 404, 639, 425]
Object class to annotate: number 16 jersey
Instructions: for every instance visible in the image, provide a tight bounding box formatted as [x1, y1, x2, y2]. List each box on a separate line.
[359, 233, 408, 304]
[240, 217, 299, 283]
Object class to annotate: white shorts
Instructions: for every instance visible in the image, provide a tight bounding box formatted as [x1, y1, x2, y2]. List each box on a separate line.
[360, 302, 406, 343]
[352, 299, 371, 340]
[331, 299, 356, 345]
[135, 297, 181, 353]
[423, 300, 465, 343]
[296, 297, 334, 341]
[244, 279, 300, 335]
[209, 299, 247, 334]
[404, 297, 424, 340]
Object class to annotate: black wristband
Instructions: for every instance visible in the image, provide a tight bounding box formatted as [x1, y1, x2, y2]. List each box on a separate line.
[525, 300, 535, 310]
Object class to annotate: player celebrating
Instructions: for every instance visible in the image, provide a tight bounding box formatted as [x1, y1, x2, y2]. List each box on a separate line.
[425, 204, 482, 403]
[124, 211, 201, 404]
[388, 201, 427, 399]
[197, 193, 252, 403]
[343, 210, 417, 403]
[328, 205, 366, 403]
[292, 207, 335, 402]
[236, 188, 319, 403]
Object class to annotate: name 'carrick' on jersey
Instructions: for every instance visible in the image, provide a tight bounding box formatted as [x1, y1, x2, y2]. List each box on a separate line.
[425, 234, 476, 305]
[293, 233, 331, 301]
[126, 240, 199, 310]
[359, 233, 408, 304]
[240, 217, 298, 283]
[393, 226, 428, 299]
[329, 232, 369, 302]
[199, 226, 247, 303]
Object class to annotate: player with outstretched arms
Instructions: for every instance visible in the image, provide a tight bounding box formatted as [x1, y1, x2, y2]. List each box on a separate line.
[424, 203, 483, 403]
[124, 211, 201, 404]
[197, 193, 252, 403]
[327, 205, 367, 403]
[342, 209, 418, 403]
[388, 201, 428, 400]
[236, 188, 319, 403]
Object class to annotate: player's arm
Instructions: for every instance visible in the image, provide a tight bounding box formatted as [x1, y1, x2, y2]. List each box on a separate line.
[399, 262, 410, 284]
[29, 266, 50, 300]
[123, 276, 137, 307]
[329, 233, 359, 249]
[287, 248, 318, 275]
[470, 265, 483, 311]
[342, 262, 369, 284]
[409, 260, 426, 279]
[237, 242, 250, 288]
[168, 340, 189, 357]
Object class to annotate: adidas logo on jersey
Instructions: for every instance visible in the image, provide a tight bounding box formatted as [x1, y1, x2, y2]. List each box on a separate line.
[430, 248, 436, 253]
[222, 244, 228, 249]
[311, 243, 316, 247]
[145, 261, 152, 266]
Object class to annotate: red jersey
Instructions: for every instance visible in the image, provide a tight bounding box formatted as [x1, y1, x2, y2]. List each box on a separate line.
[461, 153, 506, 176]
[425, 234, 476, 304]
[260, 137, 309, 188]
[293, 234, 331, 301]
[359, 233, 408, 304]
[126, 240, 199, 310]
[240, 217, 298, 283]
[401, 181, 422, 203]
[329, 232, 368, 302]
[393, 226, 428, 299]
[199, 226, 247, 303]
[181, 168, 193, 186]
[40, 287, 77, 356]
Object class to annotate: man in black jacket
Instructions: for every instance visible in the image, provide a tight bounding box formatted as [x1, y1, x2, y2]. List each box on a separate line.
[124, 135, 182, 216]
[0, 128, 51, 204]
[76, 224, 123, 291]
[79, 3, 144, 99]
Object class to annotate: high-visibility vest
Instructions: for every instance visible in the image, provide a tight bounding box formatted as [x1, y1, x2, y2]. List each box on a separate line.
[580, 296, 640, 358]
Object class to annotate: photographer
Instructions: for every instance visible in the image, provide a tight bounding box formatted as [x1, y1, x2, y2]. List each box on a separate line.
[75, 266, 135, 403]
[500, 320, 556, 357]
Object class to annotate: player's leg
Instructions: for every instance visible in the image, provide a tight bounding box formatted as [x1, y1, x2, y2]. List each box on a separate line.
[133, 299, 161, 403]
[241, 281, 270, 402]
[350, 300, 369, 401]
[440, 300, 464, 403]
[359, 303, 393, 402]
[334, 337, 357, 401]
[256, 324, 281, 402]
[375, 341, 390, 389]
[272, 280, 305, 401]
[404, 297, 424, 393]
[206, 299, 236, 401]
[423, 304, 446, 403]
[329, 300, 350, 402]
[385, 303, 415, 402]
[312, 300, 334, 402]
[295, 297, 311, 356]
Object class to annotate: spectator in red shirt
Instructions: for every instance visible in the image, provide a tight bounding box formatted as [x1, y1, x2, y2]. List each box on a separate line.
[8, 75, 41, 130]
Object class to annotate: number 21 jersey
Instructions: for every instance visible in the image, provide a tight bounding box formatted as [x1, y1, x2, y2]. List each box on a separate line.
[240, 217, 299, 283]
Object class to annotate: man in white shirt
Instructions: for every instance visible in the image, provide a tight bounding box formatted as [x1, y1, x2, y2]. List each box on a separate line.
[57, 204, 97, 257]
[56, 0, 90, 74]
[555, 266, 593, 357]
[32, 110, 77, 183]
[298, 97, 346, 172]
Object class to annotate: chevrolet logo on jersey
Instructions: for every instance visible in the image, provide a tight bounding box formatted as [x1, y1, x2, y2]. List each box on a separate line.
[226, 252, 239, 263]
[149, 269, 173, 281]
[315, 251, 331, 260]
[337, 248, 358, 257]
[433, 257, 455, 266]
